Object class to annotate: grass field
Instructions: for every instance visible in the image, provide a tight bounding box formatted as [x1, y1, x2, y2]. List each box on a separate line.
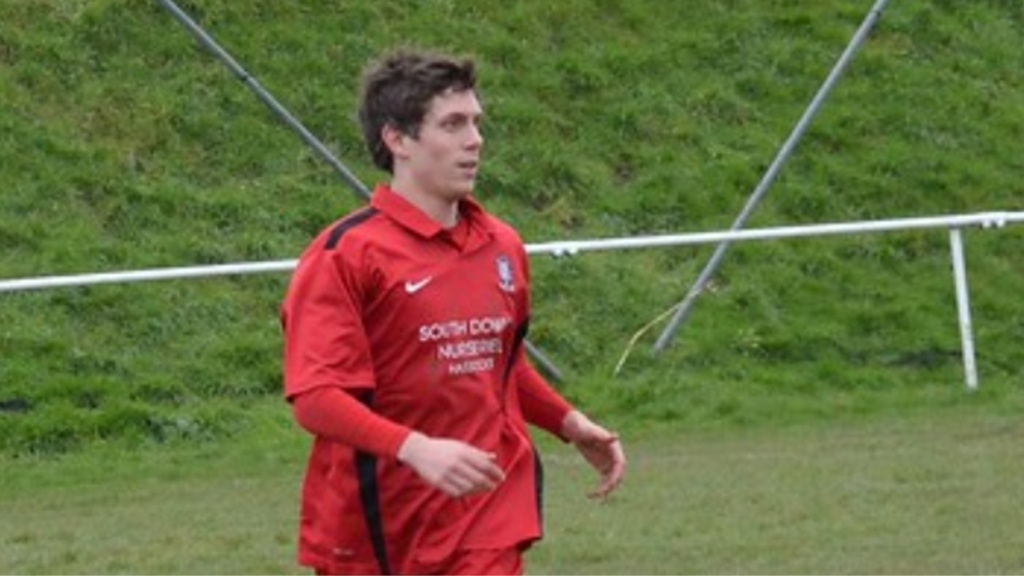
[2, 1, 1023, 573]
[3, 397, 1024, 575]
[3, 1, 1023, 456]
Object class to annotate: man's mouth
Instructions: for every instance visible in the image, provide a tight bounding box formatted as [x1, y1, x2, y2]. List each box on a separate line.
[457, 160, 479, 176]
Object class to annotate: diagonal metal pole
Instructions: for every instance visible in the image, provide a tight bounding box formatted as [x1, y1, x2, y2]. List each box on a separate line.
[155, 0, 370, 200]
[157, 0, 564, 382]
[653, 0, 892, 353]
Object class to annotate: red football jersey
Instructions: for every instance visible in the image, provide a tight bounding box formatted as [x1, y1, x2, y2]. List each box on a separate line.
[281, 185, 565, 574]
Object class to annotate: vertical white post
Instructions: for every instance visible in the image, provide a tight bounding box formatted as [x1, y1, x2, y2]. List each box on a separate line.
[948, 228, 978, 390]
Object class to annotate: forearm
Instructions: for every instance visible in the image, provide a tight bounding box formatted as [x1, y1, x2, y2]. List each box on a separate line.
[292, 386, 411, 458]
[515, 363, 574, 441]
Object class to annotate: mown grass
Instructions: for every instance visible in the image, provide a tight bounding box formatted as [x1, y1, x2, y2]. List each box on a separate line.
[1, 1, 1023, 572]
[4, 400, 1024, 574]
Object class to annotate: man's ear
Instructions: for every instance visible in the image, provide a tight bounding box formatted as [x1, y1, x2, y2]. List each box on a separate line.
[381, 124, 409, 162]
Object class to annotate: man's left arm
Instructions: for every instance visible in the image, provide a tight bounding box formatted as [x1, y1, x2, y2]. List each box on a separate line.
[510, 240, 625, 498]
[515, 362, 627, 499]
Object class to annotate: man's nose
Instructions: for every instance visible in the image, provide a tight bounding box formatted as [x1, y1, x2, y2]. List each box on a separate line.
[466, 124, 483, 148]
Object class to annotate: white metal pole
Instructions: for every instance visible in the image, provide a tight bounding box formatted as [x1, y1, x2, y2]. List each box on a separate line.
[0, 260, 298, 293]
[2, 211, 1022, 293]
[948, 228, 978, 391]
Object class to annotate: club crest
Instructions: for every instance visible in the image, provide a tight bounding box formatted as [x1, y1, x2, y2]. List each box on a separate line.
[496, 254, 515, 293]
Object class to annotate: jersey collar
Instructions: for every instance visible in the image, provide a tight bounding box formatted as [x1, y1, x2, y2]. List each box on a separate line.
[371, 185, 491, 244]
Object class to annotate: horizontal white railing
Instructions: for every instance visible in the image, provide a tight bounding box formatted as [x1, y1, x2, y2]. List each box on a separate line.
[2, 210, 1022, 389]
[529, 211, 1023, 257]
[1, 211, 1020, 293]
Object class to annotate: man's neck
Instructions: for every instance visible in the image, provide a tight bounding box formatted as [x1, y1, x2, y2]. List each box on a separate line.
[389, 178, 461, 229]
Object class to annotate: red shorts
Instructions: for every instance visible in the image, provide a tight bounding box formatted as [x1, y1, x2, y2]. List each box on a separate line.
[315, 547, 523, 575]
[416, 547, 523, 575]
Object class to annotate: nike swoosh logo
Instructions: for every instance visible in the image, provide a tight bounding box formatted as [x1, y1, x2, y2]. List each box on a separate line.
[404, 277, 433, 294]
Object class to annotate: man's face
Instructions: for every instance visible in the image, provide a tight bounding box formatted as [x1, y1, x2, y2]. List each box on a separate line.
[401, 88, 484, 201]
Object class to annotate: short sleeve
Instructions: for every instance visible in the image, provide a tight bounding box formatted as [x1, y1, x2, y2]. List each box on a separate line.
[281, 241, 376, 400]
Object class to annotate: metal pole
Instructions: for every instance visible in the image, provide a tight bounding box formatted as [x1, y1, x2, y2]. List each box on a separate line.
[5, 211, 1022, 293]
[653, 0, 892, 353]
[155, 0, 371, 200]
[948, 228, 978, 390]
[0, 260, 298, 293]
[156, 0, 564, 380]
[523, 340, 563, 383]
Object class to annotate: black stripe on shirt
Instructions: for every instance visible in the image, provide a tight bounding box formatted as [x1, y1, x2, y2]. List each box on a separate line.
[354, 392, 392, 575]
[355, 451, 391, 575]
[325, 207, 379, 250]
[533, 446, 545, 532]
[503, 317, 530, 384]
[501, 318, 531, 413]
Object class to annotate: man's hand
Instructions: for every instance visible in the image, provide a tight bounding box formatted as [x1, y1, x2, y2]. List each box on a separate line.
[561, 410, 626, 499]
[397, 432, 506, 498]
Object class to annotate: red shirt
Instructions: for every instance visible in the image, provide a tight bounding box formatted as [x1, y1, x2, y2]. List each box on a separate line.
[281, 185, 571, 574]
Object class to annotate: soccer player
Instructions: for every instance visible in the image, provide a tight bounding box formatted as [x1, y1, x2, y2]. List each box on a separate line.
[281, 49, 626, 575]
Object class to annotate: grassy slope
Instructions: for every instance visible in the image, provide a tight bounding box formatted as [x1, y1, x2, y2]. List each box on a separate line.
[0, 0, 1023, 454]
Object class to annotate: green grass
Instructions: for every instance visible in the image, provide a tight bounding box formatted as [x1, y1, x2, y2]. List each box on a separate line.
[0, 399, 304, 574]
[4, 400, 1024, 574]
[1, 0, 1023, 572]
[536, 411, 1024, 575]
[2, 0, 1023, 452]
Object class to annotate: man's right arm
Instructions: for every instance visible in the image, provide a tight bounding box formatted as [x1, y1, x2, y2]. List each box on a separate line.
[291, 386, 410, 457]
[292, 387, 506, 497]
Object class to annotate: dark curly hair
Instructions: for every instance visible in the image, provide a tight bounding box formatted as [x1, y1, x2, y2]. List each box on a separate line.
[357, 49, 477, 173]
